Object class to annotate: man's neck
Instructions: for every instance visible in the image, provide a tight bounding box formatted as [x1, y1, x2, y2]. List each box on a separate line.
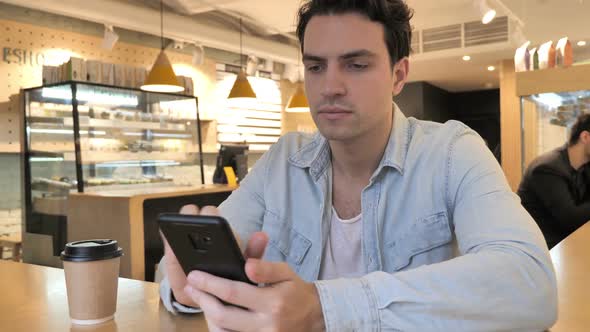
[567, 143, 589, 170]
[329, 112, 394, 181]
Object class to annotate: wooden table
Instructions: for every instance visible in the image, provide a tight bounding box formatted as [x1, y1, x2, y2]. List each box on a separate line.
[549, 222, 590, 331]
[0, 261, 207, 332]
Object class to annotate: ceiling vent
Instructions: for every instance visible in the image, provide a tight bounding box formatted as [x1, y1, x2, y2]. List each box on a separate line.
[422, 24, 463, 53]
[413, 16, 509, 54]
[464, 16, 509, 47]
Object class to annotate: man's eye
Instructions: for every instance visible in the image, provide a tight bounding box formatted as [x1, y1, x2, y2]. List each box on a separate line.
[306, 64, 324, 73]
[347, 63, 369, 71]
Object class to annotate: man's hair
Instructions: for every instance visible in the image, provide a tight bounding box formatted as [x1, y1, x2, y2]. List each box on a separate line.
[296, 0, 414, 68]
[569, 113, 590, 146]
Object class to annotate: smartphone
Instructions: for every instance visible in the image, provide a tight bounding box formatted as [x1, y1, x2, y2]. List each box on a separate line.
[158, 213, 254, 285]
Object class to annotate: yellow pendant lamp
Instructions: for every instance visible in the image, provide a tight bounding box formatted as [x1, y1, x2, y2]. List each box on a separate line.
[286, 81, 310, 112]
[286, 51, 309, 112]
[228, 18, 256, 100]
[141, 0, 184, 93]
[228, 70, 256, 99]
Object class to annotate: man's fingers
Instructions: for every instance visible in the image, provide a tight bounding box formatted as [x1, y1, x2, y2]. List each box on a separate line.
[245, 259, 294, 284]
[200, 205, 221, 216]
[179, 204, 200, 215]
[244, 232, 269, 260]
[187, 271, 263, 311]
[160, 230, 179, 264]
[186, 284, 258, 332]
[186, 288, 233, 332]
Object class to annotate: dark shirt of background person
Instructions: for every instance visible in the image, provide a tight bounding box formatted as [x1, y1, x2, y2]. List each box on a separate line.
[518, 114, 590, 248]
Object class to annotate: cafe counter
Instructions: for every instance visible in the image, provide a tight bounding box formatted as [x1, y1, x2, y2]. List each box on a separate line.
[67, 184, 235, 281]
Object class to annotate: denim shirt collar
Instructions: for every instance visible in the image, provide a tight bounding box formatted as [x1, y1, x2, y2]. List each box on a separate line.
[288, 103, 411, 181]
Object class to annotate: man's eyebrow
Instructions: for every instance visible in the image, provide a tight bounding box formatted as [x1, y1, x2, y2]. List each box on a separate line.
[339, 49, 377, 60]
[302, 49, 376, 62]
[302, 54, 325, 62]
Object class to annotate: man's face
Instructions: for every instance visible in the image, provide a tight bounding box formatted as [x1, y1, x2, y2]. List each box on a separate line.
[302, 13, 408, 142]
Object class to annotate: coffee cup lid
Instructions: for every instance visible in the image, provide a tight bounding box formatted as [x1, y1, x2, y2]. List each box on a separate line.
[61, 239, 123, 262]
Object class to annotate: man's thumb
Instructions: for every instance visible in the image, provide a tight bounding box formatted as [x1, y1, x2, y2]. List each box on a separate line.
[244, 232, 269, 259]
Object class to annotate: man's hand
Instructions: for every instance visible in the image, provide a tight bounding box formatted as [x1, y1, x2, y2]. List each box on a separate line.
[184, 258, 326, 332]
[161, 204, 267, 308]
[161, 204, 215, 307]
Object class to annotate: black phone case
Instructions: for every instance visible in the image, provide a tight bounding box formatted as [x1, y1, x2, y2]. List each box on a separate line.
[158, 213, 253, 285]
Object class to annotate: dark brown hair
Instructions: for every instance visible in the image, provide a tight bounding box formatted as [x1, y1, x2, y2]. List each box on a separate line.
[569, 113, 590, 146]
[296, 0, 414, 67]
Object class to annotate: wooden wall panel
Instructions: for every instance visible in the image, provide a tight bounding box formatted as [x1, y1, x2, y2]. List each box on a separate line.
[499, 59, 522, 191]
[522, 99, 538, 170]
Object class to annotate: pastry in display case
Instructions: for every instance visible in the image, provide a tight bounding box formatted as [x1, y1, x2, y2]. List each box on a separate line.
[22, 81, 205, 255]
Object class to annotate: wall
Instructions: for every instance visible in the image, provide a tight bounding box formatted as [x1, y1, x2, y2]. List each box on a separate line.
[450, 89, 501, 160]
[500, 60, 522, 191]
[396, 81, 501, 161]
[395, 82, 424, 119]
[395, 82, 452, 123]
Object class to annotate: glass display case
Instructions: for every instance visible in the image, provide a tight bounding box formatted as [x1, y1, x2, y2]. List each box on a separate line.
[22, 81, 205, 254]
[517, 63, 590, 176]
[521, 90, 590, 174]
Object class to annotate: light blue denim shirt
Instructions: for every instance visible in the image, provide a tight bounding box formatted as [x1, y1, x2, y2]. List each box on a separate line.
[160, 105, 557, 331]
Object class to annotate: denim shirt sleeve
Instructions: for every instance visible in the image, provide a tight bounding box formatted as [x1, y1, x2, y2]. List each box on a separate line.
[156, 255, 203, 314]
[314, 131, 558, 332]
[218, 142, 278, 249]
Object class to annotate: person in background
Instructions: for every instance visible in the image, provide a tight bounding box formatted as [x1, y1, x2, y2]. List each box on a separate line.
[518, 113, 590, 248]
[157, 0, 558, 331]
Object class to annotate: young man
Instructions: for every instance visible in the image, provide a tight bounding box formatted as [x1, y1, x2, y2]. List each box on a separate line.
[518, 114, 590, 248]
[158, 1, 557, 330]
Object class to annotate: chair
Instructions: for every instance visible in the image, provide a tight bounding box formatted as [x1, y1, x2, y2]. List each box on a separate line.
[0, 233, 22, 262]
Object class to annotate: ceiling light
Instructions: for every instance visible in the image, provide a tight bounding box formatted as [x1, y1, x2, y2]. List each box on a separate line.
[287, 82, 310, 113]
[246, 55, 259, 76]
[487, 66, 496, 71]
[101, 25, 119, 50]
[228, 18, 257, 100]
[192, 44, 205, 66]
[482, 9, 497, 24]
[578, 41, 587, 47]
[463, 55, 471, 61]
[476, 0, 497, 24]
[141, 0, 184, 93]
[286, 51, 309, 113]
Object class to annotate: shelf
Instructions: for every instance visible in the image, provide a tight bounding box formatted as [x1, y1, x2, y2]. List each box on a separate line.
[29, 150, 67, 158]
[516, 63, 590, 96]
[24, 82, 206, 204]
[81, 118, 187, 131]
[29, 116, 190, 132]
[66, 151, 200, 164]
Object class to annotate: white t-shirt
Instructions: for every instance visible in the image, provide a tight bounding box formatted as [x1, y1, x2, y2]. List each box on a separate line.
[318, 207, 366, 280]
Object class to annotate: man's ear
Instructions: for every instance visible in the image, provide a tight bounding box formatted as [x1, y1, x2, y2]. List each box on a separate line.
[392, 57, 410, 97]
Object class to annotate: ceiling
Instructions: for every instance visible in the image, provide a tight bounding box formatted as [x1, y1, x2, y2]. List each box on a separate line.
[18, 0, 590, 91]
[128, 0, 590, 92]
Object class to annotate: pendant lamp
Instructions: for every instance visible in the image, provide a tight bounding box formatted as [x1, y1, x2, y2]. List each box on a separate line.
[228, 18, 256, 99]
[286, 82, 309, 112]
[141, 0, 184, 93]
[286, 51, 309, 112]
